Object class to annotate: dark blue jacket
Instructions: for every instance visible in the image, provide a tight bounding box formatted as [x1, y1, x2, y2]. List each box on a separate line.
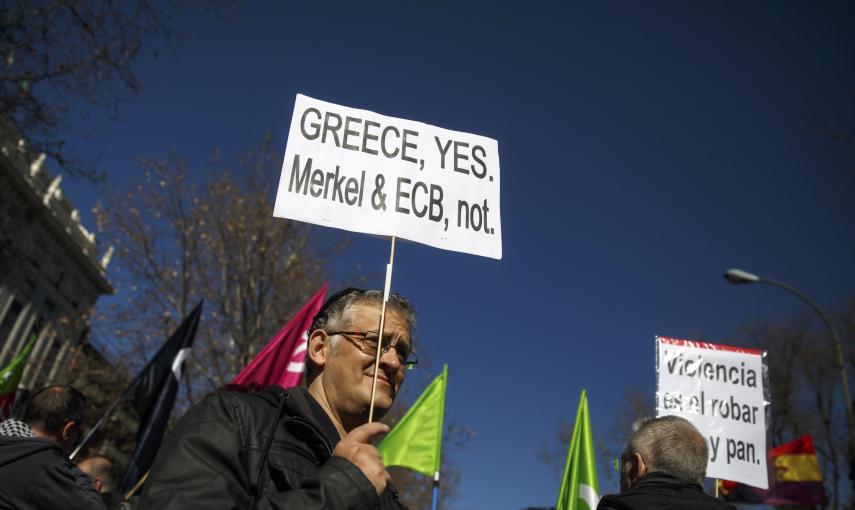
[0, 423, 105, 510]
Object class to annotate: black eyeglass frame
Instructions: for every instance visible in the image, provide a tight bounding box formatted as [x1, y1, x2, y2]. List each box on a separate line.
[325, 330, 418, 369]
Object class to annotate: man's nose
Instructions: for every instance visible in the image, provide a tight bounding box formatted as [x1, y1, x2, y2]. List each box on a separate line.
[378, 344, 402, 371]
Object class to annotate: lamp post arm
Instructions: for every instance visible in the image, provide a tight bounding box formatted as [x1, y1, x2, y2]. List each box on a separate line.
[758, 277, 855, 453]
[758, 277, 843, 357]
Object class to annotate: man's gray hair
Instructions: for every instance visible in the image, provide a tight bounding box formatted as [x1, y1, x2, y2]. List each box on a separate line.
[624, 415, 708, 485]
[305, 287, 416, 382]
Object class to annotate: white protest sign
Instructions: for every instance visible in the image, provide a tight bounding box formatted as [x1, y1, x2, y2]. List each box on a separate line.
[655, 336, 769, 489]
[274, 94, 502, 259]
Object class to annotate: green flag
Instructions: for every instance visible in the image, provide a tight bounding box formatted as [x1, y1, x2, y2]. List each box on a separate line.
[556, 389, 599, 510]
[377, 364, 447, 476]
[0, 335, 36, 397]
[0, 335, 37, 419]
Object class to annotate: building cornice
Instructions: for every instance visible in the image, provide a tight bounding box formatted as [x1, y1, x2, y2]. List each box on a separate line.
[1, 141, 113, 296]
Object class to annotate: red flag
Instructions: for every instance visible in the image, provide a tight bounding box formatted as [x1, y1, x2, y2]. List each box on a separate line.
[0, 394, 15, 421]
[718, 434, 827, 506]
[232, 284, 327, 388]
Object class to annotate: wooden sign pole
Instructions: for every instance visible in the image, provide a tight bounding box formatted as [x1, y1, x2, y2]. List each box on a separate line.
[368, 236, 396, 423]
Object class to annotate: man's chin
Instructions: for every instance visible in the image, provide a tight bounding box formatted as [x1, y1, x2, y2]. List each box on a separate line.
[373, 394, 395, 409]
[362, 393, 395, 417]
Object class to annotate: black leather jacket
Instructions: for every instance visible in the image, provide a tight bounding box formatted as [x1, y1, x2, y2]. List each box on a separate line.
[139, 386, 406, 510]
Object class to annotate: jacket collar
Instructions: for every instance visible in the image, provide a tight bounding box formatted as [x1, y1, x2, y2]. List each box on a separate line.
[283, 387, 340, 449]
[254, 386, 340, 460]
[635, 471, 705, 492]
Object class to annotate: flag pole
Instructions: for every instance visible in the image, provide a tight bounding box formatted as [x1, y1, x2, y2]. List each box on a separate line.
[368, 236, 396, 423]
[69, 386, 129, 460]
[124, 471, 149, 500]
[431, 470, 440, 510]
[71, 304, 200, 460]
[69, 334, 165, 460]
[714, 478, 719, 498]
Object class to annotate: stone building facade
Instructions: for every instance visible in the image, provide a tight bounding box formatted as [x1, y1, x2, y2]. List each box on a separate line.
[0, 137, 113, 400]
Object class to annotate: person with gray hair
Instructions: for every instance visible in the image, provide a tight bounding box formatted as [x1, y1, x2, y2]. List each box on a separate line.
[141, 287, 415, 509]
[597, 416, 736, 510]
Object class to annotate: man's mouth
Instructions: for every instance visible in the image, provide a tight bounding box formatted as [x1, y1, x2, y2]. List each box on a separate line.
[367, 374, 395, 393]
[367, 373, 397, 399]
[369, 373, 390, 385]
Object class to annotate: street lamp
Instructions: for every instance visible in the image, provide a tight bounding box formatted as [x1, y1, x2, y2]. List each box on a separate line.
[723, 268, 855, 469]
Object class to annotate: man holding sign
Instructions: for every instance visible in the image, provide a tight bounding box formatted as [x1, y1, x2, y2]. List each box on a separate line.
[141, 288, 415, 509]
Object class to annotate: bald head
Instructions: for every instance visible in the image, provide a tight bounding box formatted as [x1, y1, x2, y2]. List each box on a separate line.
[78, 455, 114, 493]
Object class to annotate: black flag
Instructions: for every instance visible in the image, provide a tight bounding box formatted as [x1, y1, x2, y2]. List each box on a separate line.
[116, 301, 202, 497]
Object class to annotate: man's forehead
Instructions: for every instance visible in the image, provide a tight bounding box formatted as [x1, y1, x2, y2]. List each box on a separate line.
[343, 301, 410, 332]
[340, 300, 380, 323]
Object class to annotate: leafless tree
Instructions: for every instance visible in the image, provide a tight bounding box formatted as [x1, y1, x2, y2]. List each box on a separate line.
[92, 132, 344, 405]
[744, 298, 855, 508]
[0, 0, 234, 180]
[742, 307, 854, 510]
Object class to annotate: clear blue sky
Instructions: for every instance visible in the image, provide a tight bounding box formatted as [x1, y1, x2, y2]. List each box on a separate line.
[62, 2, 855, 508]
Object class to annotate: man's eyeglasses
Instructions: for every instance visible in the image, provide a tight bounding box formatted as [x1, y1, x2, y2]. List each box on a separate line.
[326, 330, 418, 370]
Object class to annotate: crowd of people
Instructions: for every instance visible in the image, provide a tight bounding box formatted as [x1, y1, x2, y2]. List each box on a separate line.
[0, 288, 736, 509]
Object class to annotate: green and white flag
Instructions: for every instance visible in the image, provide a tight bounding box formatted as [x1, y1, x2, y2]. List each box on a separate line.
[556, 389, 599, 510]
[377, 364, 447, 476]
[0, 335, 37, 419]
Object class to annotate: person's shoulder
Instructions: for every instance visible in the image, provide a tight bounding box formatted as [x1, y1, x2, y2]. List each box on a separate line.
[703, 495, 738, 509]
[189, 385, 294, 428]
[596, 493, 636, 510]
[193, 385, 280, 411]
[208, 384, 292, 403]
[598, 484, 738, 510]
[0, 435, 63, 464]
[30, 457, 106, 509]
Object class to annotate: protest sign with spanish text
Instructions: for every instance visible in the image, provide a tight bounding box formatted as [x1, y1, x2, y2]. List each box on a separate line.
[656, 336, 769, 489]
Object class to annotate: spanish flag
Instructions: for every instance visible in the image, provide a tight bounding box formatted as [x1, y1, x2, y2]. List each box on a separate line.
[718, 434, 827, 506]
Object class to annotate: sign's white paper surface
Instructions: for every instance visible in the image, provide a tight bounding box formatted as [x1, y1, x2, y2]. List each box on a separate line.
[656, 337, 769, 489]
[274, 94, 502, 259]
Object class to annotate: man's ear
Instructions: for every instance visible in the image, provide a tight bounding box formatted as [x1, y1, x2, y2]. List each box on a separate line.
[633, 452, 648, 480]
[91, 477, 103, 493]
[61, 420, 77, 443]
[307, 330, 329, 369]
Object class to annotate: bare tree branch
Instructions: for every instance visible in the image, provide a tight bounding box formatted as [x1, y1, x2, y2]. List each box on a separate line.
[0, 0, 236, 180]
